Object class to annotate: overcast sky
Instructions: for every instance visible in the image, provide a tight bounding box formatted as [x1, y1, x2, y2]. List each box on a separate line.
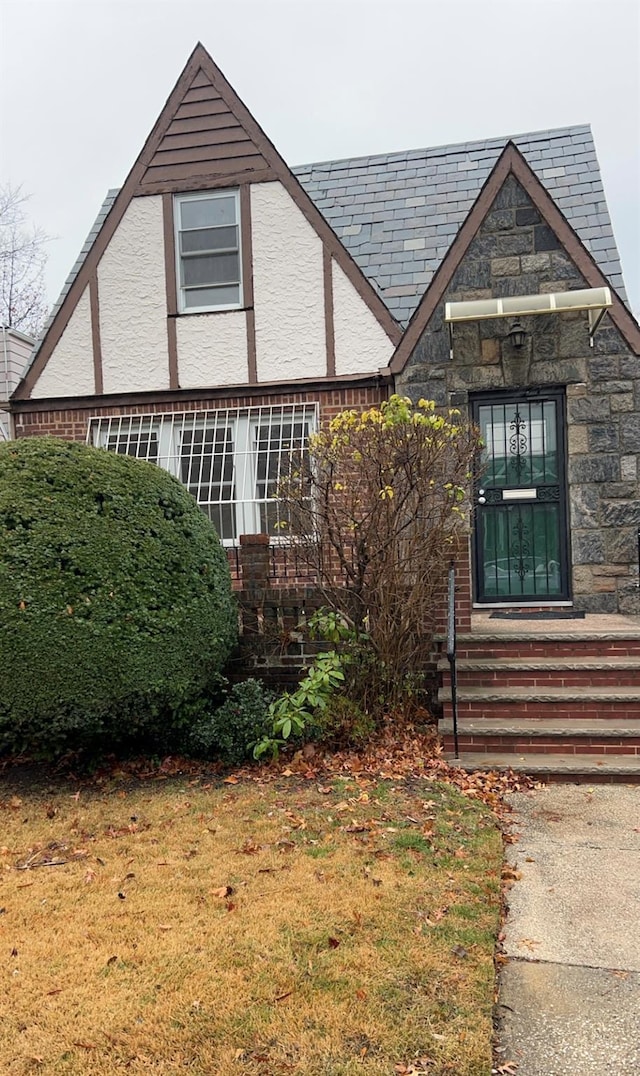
[3, 0, 639, 315]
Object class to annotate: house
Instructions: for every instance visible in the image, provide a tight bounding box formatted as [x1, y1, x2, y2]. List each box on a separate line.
[10, 44, 640, 777]
[1, 326, 34, 440]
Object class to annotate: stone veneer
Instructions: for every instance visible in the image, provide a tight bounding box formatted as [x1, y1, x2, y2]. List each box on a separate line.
[396, 175, 640, 614]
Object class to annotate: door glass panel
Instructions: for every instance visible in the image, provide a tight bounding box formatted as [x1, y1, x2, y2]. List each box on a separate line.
[481, 503, 562, 597]
[478, 400, 557, 488]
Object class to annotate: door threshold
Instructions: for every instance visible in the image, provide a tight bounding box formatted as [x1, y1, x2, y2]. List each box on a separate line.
[473, 601, 573, 609]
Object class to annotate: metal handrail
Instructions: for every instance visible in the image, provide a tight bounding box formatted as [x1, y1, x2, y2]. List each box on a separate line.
[446, 563, 460, 761]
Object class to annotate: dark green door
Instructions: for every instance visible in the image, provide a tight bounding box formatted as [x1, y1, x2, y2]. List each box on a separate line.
[472, 391, 570, 603]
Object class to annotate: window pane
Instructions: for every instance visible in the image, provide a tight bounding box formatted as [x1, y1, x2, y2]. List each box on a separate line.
[182, 252, 240, 288]
[180, 226, 238, 254]
[255, 422, 308, 499]
[183, 284, 241, 308]
[180, 426, 236, 541]
[180, 195, 236, 230]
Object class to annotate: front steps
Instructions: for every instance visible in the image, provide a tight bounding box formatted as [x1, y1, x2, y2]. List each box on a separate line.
[437, 620, 640, 781]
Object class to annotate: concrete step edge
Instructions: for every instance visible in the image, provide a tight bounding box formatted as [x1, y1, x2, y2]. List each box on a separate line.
[435, 631, 640, 643]
[446, 752, 640, 776]
[439, 718, 640, 738]
[439, 686, 640, 703]
[437, 657, 640, 672]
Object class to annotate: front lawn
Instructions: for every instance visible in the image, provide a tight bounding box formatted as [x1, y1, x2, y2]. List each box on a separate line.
[1, 772, 502, 1075]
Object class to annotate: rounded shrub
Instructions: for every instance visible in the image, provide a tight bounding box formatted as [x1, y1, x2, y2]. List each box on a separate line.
[0, 437, 238, 759]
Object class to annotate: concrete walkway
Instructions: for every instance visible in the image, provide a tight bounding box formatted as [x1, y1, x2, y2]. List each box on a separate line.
[496, 785, 640, 1074]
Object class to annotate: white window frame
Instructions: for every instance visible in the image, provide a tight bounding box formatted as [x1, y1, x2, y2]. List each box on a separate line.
[87, 405, 318, 547]
[174, 189, 243, 314]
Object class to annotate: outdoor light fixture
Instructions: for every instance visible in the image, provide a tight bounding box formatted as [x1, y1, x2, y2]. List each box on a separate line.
[507, 320, 526, 348]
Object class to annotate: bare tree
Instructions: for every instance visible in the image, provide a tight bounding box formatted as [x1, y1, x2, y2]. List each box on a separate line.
[0, 184, 49, 336]
[277, 395, 480, 716]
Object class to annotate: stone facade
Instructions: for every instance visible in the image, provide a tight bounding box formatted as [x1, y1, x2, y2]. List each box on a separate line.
[397, 175, 640, 614]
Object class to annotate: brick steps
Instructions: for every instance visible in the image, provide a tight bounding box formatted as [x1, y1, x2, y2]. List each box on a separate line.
[452, 631, 640, 659]
[437, 625, 640, 779]
[441, 718, 640, 754]
[438, 656, 640, 688]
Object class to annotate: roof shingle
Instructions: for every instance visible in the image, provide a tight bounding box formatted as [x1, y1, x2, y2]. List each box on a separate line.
[293, 125, 627, 324]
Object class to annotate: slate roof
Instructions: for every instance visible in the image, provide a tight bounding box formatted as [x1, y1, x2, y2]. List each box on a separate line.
[294, 125, 627, 325]
[27, 124, 627, 372]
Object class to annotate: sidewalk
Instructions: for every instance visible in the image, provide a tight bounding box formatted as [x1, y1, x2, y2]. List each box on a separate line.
[496, 785, 640, 1074]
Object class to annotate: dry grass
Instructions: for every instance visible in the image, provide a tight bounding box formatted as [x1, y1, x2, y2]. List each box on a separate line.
[0, 774, 502, 1075]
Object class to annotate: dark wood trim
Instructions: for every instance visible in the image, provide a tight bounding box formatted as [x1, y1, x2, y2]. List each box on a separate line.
[89, 275, 103, 395]
[240, 184, 254, 311]
[162, 193, 180, 389]
[389, 142, 640, 374]
[162, 194, 178, 318]
[246, 308, 257, 385]
[240, 184, 257, 384]
[323, 249, 336, 376]
[133, 169, 275, 197]
[10, 370, 393, 415]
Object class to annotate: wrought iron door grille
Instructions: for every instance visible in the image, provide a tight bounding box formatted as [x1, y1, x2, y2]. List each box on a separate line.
[472, 392, 569, 602]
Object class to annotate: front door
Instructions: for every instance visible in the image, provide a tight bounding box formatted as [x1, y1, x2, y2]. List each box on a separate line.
[472, 390, 570, 603]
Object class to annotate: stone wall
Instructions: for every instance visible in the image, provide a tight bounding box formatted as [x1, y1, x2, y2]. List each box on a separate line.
[396, 174, 640, 613]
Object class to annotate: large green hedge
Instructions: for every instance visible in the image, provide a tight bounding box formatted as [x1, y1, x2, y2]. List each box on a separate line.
[0, 437, 238, 758]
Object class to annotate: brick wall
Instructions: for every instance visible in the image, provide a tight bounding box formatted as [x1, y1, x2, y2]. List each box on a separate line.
[13, 384, 388, 442]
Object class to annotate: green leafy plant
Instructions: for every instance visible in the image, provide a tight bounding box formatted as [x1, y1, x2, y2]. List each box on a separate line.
[253, 649, 347, 759]
[189, 678, 274, 764]
[0, 437, 238, 760]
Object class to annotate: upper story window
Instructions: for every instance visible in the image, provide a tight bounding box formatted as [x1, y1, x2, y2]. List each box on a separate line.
[175, 190, 242, 313]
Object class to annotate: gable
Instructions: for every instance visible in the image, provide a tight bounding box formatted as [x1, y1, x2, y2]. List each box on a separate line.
[139, 67, 270, 190]
[15, 44, 399, 403]
[389, 143, 640, 374]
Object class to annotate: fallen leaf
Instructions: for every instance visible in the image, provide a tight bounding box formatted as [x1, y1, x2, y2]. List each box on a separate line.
[274, 990, 293, 1002]
[212, 885, 234, 899]
[327, 937, 340, 949]
[223, 775, 239, 784]
[451, 945, 468, 959]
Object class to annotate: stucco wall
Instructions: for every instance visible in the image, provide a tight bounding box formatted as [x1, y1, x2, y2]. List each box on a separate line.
[98, 196, 169, 394]
[251, 182, 326, 381]
[177, 311, 249, 388]
[332, 259, 394, 375]
[31, 288, 94, 399]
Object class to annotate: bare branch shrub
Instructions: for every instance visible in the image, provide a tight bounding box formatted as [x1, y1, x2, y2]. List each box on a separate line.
[278, 395, 480, 717]
[0, 184, 49, 336]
